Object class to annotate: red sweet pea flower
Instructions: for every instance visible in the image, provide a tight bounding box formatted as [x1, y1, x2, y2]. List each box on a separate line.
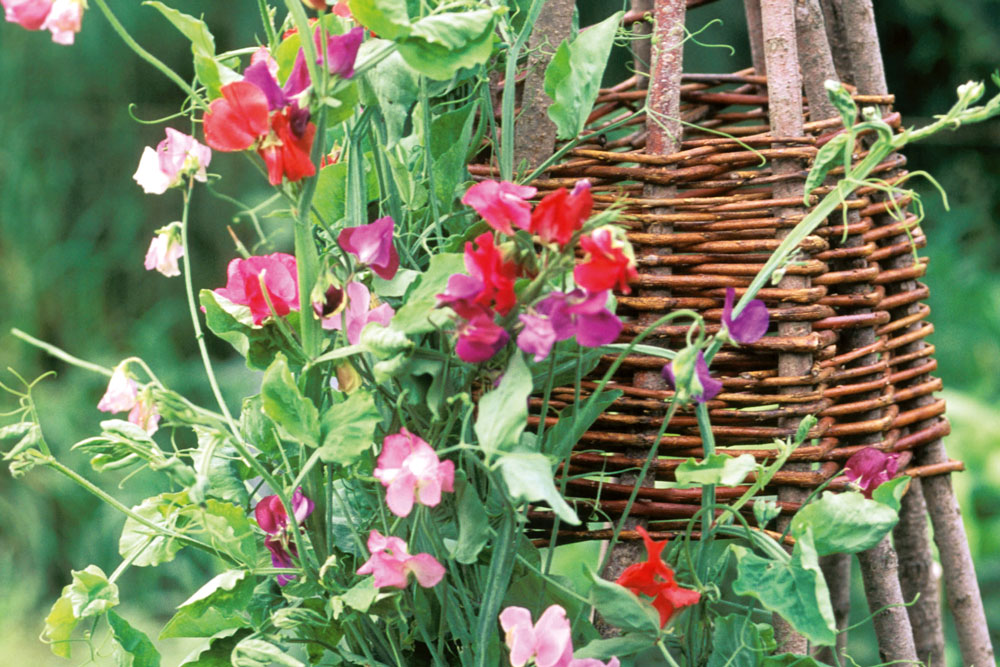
[574, 226, 637, 294]
[529, 180, 593, 247]
[615, 526, 700, 627]
[203, 81, 270, 152]
[259, 107, 317, 186]
[464, 232, 519, 315]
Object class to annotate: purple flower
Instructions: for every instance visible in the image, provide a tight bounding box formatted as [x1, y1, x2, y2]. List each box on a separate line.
[517, 313, 558, 362]
[721, 287, 769, 344]
[662, 350, 722, 403]
[254, 488, 314, 586]
[843, 448, 901, 498]
[456, 313, 509, 363]
[324, 26, 364, 79]
[515, 290, 622, 362]
[322, 281, 395, 344]
[337, 216, 400, 280]
[242, 59, 288, 110]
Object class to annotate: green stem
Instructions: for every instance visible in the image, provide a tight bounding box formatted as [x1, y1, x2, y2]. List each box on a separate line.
[10, 329, 112, 377]
[257, 0, 277, 51]
[694, 402, 716, 558]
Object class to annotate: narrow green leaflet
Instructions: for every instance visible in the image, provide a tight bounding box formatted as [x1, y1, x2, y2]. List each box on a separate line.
[789, 490, 899, 556]
[119, 492, 190, 567]
[674, 453, 758, 488]
[731, 530, 837, 646]
[348, 0, 411, 41]
[475, 351, 532, 458]
[43, 565, 120, 658]
[318, 389, 381, 466]
[144, 2, 237, 98]
[498, 449, 579, 524]
[391, 252, 465, 334]
[398, 9, 498, 80]
[452, 473, 490, 564]
[803, 132, 852, 202]
[261, 353, 321, 448]
[161, 571, 255, 639]
[706, 614, 776, 667]
[871, 475, 911, 513]
[544, 12, 622, 139]
[584, 568, 660, 637]
[108, 610, 162, 667]
[232, 638, 305, 667]
[544, 389, 622, 460]
[574, 634, 659, 660]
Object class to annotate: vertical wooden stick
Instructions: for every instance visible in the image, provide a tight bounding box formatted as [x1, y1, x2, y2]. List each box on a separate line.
[744, 0, 767, 75]
[817, 553, 852, 664]
[856, 536, 920, 663]
[631, 0, 655, 90]
[818, 0, 852, 80]
[794, 0, 839, 120]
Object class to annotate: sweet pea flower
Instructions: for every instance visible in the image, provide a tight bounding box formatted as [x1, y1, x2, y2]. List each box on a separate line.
[39, 0, 82, 43]
[2, 0, 52, 30]
[374, 429, 454, 517]
[203, 81, 271, 151]
[250, 46, 279, 79]
[127, 389, 160, 435]
[529, 180, 593, 247]
[337, 216, 399, 280]
[499, 605, 621, 667]
[574, 226, 637, 294]
[843, 447, 901, 498]
[356, 530, 445, 590]
[322, 281, 395, 344]
[456, 312, 509, 363]
[516, 290, 622, 362]
[143, 222, 184, 277]
[662, 350, 722, 404]
[97, 363, 138, 414]
[462, 180, 537, 236]
[720, 287, 769, 344]
[615, 526, 700, 627]
[133, 128, 211, 195]
[255, 488, 314, 586]
[213, 253, 300, 325]
[258, 107, 317, 186]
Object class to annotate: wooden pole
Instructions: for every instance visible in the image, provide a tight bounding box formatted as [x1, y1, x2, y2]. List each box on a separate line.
[793, 0, 838, 121]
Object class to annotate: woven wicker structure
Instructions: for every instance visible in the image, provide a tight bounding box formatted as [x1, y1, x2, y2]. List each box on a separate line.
[472, 0, 994, 663]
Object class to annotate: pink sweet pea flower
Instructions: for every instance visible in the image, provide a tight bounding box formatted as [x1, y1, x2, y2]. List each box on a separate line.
[2, 0, 53, 31]
[214, 253, 300, 325]
[39, 0, 82, 44]
[720, 287, 769, 344]
[843, 447, 901, 498]
[133, 128, 211, 195]
[374, 429, 454, 517]
[462, 180, 537, 236]
[356, 530, 445, 589]
[255, 488, 314, 586]
[499, 605, 619, 667]
[127, 389, 160, 435]
[250, 46, 279, 80]
[337, 216, 400, 280]
[144, 222, 184, 277]
[97, 363, 138, 414]
[456, 312, 509, 363]
[322, 281, 395, 344]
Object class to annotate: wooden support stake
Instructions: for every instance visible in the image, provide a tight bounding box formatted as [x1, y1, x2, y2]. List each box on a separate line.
[794, 0, 839, 120]
[857, 536, 920, 663]
[743, 0, 767, 76]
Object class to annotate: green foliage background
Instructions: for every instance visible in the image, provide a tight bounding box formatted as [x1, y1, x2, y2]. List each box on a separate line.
[1, 0, 997, 663]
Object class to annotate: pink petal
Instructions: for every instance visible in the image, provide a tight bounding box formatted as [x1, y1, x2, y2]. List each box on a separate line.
[404, 553, 446, 588]
[133, 146, 172, 195]
[499, 606, 537, 667]
[385, 473, 417, 517]
[533, 605, 574, 667]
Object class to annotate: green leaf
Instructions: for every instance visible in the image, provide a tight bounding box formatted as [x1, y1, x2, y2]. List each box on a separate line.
[144, 2, 215, 55]
[789, 491, 898, 556]
[119, 492, 190, 567]
[373, 268, 420, 298]
[360, 47, 420, 146]
[348, 0, 411, 41]
[753, 498, 782, 531]
[452, 474, 490, 564]
[261, 354, 321, 448]
[584, 568, 660, 637]
[341, 577, 377, 612]
[398, 9, 497, 80]
[190, 427, 248, 505]
[311, 163, 348, 228]
[574, 634, 659, 660]
[191, 500, 259, 567]
[707, 614, 776, 667]
[43, 565, 120, 658]
[731, 530, 837, 646]
[674, 454, 758, 488]
[178, 629, 249, 667]
[240, 396, 280, 457]
[323, 81, 359, 126]
[475, 351, 532, 459]
[761, 654, 830, 667]
[390, 252, 465, 334]
[871, 475, 911, 513]
[803, 132, 852, 202]
[824, 80, 858, 129]
[200, 290, 285, 370]
[318, 389, 381, 466]
[427, 101, 476, 210]
[544, 389, 622, 460]
[161, 571, 255, 639]
[544, 12, 622, 139]
[498, 449, 579, 525]
[232, 638, 305, 667]
[108, 610, 161, 667]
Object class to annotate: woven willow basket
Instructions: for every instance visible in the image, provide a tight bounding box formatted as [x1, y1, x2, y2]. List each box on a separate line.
[472, 70, 959, 544]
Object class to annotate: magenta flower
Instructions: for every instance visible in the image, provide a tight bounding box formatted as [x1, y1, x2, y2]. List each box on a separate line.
[721, 287, 769, 344]
[662, 350, 722, 403]
[456, 312, 510, 363]
[144, 222, 184, 277]
[322, 281, 395, 344]
[516, 290, 622, 362]
[323, 25, 364, 79]
[356, 530, 446, 590]
[97, 363, 138, 414]
[133, 128, 211, 195]
[499, 605, 621, 667]
[127, 389, 160, 435]
[214, 253, 300, 325]
[516, 313, 558, 363]
[374, 429, 455, 517]
[462, 180, 538, 236]
[843, 447, 901, 498]
[255, 488, 314, 586]
[337, 216, 399, 281]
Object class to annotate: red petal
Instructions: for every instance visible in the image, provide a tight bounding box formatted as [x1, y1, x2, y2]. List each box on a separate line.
[203, 82, 270, 152]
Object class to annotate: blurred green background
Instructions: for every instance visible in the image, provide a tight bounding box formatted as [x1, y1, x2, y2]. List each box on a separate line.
[1, 0, 997, 664]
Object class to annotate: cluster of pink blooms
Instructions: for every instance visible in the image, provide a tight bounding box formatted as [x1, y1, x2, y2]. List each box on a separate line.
[499, 604, 619, 667]
[96, 363, 160, 434]
[2, 0, 84, 44]
[437, 179, 638, 364]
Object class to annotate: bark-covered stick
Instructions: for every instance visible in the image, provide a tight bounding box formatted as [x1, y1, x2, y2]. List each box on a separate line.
[818, 0, 852, 80]
[817, 553, 851, 663]
[744, 0, 767, 76]
[857, 536, 920, 663]
[794, 0, 839, 121]
[631, 0, 655, 90]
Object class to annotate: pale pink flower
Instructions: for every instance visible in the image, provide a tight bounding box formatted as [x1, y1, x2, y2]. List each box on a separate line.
[133, 128, 212, 195]
[462, 180, 537, 236]
[373, 429, 454, 517]
[144, 222, 184, 277]
[250, 45, 279, 80]
[97, 363, 138, 414]
[127, 390, 160, 435]
[39, 0, 82, 45]
[500, 605, 619, 667]
[321, 281, 394, 344]
[1, 0, 54, 31]
[355, 530, 445, 589]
